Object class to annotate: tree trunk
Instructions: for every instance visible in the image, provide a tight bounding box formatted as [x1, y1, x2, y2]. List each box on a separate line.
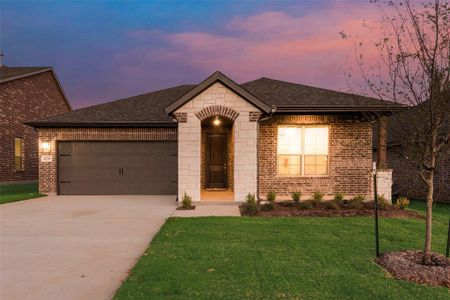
[422, 171, 434, 265]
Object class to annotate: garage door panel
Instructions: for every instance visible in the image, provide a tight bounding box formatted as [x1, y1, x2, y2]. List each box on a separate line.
[58, 141, 177, 195]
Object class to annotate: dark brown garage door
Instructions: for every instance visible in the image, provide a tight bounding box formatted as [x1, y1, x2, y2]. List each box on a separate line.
[58, 141, 177, 195]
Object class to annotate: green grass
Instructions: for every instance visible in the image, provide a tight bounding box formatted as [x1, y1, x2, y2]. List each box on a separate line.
[115, 201, 450, 299]
[0, 182, 45, 204]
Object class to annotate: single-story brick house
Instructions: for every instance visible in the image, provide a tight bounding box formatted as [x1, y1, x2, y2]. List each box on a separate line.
[27, 72, 403, 202]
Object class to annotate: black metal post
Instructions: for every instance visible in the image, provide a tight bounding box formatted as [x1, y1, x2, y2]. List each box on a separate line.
[374, 169, 380, 257]
[446, 219, 449, 258]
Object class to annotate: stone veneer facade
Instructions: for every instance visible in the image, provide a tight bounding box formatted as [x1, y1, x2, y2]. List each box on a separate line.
[37, 127, 177, 193]
[258, 114, 373, 200]
[174, 82, 260, 202]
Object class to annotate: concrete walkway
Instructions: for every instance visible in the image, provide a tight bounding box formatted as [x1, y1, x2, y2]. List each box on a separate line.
[0, 195, 176, 300]
[171, 203, 241, 217]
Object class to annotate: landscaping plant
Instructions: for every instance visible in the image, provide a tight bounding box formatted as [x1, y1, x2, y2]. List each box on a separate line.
[377, 194, 390, 210]
[182, 192, 192, 208]
[291, 191, 301, 204]
[349, 195, 365, 209]
[266, 190, 276, 210]
[311, 191, 324, 207]
[333, 192, 344, 207]
[299, 200, 313, 210]
[242, 193, 258, 215]
[396, 196, 410, 210]
[324, 201, 339, 210]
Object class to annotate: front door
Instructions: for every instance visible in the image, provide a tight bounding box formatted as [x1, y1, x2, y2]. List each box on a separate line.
[206, 134, 227, 188]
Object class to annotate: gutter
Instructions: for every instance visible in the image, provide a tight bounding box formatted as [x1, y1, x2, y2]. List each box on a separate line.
[25, 121, 178, 128]
[256, 107, 276, 200]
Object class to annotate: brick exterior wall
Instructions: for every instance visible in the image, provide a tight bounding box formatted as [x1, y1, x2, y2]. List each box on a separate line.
[37, 127, 177, 193]
[258, 115, 373, 200]
[381, 148, 449, 203]
[0, 71, 71, 182]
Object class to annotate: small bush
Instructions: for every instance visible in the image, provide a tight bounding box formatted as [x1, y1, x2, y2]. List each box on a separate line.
[396, 196, 410, 210]
[377, 194, 390, 210]
[242, 193, 259, 215]
[324, 201, 339, 210]
[311, 191, 324, 207]
[349, 195, 365, 209]
[182, 192, 192, 208]
[267, 190, 276, 204]
[333, 192, 345, 207]
[291, 191, 302, 204]
[299, 200, 313, 210]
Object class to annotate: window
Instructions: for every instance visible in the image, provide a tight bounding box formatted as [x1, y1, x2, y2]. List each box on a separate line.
[14, 138, 24, 171]
[277, 126, 329, 176]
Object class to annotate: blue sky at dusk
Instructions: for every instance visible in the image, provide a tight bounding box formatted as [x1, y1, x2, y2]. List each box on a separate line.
[1, 1, 381, 108]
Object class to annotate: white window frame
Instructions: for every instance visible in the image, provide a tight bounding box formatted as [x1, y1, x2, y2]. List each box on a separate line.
[277, 125, 329, 177]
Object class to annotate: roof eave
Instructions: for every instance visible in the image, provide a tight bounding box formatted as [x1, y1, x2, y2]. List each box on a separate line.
[25, 121, 178, 128]
[0, 68, 52, 84]
[274, 105, 406, 113]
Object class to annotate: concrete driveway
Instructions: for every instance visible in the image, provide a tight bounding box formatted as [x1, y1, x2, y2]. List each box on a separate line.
[0, 195, 176, 300]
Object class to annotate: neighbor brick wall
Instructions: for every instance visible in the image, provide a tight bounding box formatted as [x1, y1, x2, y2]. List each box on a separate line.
[381, 148, 449, 203]
[37, 127, 177, 193]
[258, 115, 373, 200]
[0, 71, 71, 182]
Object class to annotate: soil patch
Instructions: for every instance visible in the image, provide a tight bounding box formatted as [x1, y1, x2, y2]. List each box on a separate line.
[376, 250, 450, 288]
[176, 206, 196, 210]
[240, 201, 424, 219]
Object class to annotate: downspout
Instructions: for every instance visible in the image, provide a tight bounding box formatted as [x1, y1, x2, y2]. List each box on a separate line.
[256, 106, 276, 200]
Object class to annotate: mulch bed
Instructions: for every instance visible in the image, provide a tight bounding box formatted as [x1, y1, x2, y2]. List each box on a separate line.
[240, 201, 424, 219]
[176, 205, 196, 210]
[376, 250, 450, 288]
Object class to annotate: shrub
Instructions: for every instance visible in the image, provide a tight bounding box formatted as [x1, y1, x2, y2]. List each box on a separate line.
[333, 192, 345, 207]
[377, 194, 390, 210]
[182, 192, 192, 208]
[324, 201, 339, 210]
[267, 190, 276, 204]
[349, 195, 365, 209]
[396, 196, 410, 210]
[299, 200, 313, 210]
[242, 193, 259, 215]
[291, 191, 302, 204]
[311, 191, 324, 207]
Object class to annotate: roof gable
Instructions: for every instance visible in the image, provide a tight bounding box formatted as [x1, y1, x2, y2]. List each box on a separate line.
[165, 71, 271, 114]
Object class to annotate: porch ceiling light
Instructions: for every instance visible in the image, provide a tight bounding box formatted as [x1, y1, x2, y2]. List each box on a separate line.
[213, 116, 221, 126]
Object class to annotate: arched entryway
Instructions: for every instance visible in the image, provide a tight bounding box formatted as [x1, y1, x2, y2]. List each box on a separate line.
[198, 106, 237, 201]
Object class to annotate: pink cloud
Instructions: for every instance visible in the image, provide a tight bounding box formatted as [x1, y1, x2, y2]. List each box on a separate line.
[120, 2, 391, 94]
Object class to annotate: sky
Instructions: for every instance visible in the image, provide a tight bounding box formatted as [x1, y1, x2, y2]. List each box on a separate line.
[1, 0, 387, 109]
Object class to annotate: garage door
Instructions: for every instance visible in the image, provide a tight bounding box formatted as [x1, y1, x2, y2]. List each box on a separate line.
[57, 141, 177, 195]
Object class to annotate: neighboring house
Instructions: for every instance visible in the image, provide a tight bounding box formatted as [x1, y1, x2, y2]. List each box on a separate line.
[373, 106, 449, 203]
[27, 72, 402, 202]
[0, 60, 72, 183]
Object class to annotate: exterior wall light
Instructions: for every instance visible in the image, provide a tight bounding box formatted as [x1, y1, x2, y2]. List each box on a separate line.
[213, 116, 221, 126]
[41, 141, 50, 152]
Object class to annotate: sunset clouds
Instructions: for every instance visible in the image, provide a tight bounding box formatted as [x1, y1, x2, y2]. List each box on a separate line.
[2, 1, 387, 108]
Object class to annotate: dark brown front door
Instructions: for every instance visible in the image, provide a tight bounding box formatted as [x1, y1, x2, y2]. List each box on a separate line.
[206, 134, 227, 188]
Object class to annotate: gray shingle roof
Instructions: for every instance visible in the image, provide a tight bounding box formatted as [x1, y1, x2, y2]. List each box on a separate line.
[27, 73, 404, 127]
[242, 77, 402, 112]
[0, 65, 52, 83]
[27, 84, 195, 127]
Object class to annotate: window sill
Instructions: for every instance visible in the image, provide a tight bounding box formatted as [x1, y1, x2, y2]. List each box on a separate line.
[276, 175, 330, 179]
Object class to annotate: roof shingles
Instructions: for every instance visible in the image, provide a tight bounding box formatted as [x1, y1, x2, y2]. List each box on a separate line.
[27, 74, 404, 127]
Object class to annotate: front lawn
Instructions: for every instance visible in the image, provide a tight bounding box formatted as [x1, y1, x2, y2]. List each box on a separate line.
[115, 201, 449, 299]
[0, 182, 45, 204]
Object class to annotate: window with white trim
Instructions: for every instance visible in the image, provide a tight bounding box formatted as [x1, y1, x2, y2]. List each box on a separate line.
[277, 126, 329, 176]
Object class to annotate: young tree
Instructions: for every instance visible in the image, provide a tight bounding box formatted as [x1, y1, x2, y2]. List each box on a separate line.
[354, 0, 449, 265]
